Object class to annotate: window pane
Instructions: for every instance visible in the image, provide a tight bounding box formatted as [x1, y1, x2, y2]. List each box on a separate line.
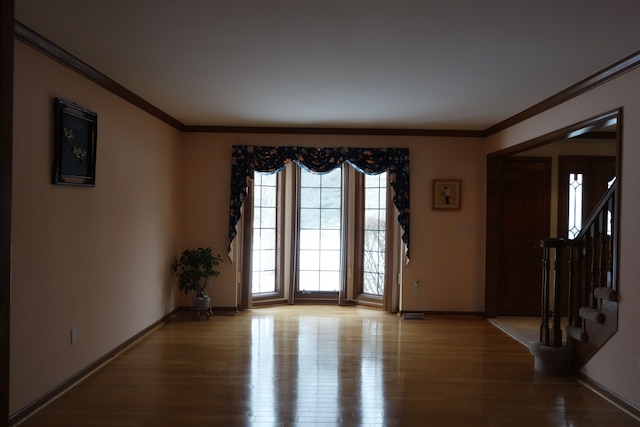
[300, 171, 321, 187]
[260, 172, 277, 186]
[253, 185, 262, 206]
[319, 271, 340, 291]
[251, 271, 260, 290]
[259, 229, 275, 248]
[300, 187, 321, 208]
[364, 172, 383, 187]
[300, 208, 320, 229]
[258, 271, 275, 293]
[299, 270, 320, 290]
[379, 188, 387, 207]
[299, 250, 320, 270]
[298, 167, 342, 293]
[252, 229, 262, 250]
[261, 186, 276, 207]
[364, 272, 384, 295]
[253, 270, 275, 294]
[260, 249, 275, 270]
[320, 230, 341, 250]
[365, 229, 385, 254]
[261, 207, 275, 228]
[321, 170, 342, 187]
[321, 188, 341, 208]
[365, 188, 380, 209]
[321, 208, 341, 229]
[320, 250, 341, 271]
[252, 171, 277, 295]
[365, 209, 384, 231]
[568, 173, 583, 239]
[299, 229, 320, 249]
[362, 172, 387, 296]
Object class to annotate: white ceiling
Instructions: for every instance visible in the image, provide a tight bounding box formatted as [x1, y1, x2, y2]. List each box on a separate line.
[15, 0, 640, 131]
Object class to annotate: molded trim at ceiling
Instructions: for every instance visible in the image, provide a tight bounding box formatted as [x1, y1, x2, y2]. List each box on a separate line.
[485, 51, 640, 136]
[13, 20, 640, 138]
[182, 124, 483, 137]
[13, 21, 184, 130]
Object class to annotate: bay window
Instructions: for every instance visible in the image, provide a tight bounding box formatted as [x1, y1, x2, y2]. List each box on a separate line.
[230, 146, 410, 311]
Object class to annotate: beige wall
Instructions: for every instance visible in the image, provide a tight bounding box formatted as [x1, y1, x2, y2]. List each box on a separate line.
[11, 35, 640, 417]
[178, 133, 486, 312]
[10, 42, 181, 413]
[486, 68, 640, 409]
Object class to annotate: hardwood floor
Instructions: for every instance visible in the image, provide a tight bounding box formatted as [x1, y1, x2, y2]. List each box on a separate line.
[489, 316, 546, 347]
[16, 306, 639, 426]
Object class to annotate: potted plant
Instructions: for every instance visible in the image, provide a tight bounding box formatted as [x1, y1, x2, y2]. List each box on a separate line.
[171, 247, 223, 314]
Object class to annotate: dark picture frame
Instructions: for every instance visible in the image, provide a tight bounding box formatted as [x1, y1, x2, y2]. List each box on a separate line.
[432, 179, 461, 210]
[52, 98, 97, 186]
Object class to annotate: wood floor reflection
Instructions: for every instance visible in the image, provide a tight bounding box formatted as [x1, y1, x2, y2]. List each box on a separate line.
[18, 306, 638, 426]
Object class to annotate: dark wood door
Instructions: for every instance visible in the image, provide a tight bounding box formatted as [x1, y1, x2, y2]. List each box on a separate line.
[499, 158, 551, 315]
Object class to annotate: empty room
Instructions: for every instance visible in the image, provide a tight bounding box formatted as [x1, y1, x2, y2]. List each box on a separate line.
[2, 1, 640, 425]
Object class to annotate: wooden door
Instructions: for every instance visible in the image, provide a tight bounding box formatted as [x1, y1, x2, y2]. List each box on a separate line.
[499, 158, 551, 315]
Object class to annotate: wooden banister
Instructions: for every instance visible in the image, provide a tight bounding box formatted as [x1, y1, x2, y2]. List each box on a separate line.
[539, 180, 617, 349]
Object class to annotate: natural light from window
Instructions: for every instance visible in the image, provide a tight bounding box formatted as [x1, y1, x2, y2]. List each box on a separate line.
[298, 168, 342, 292]
[568, 173, 583, 239]
[252, 172, 277, 294]
[363, 172, 386, 296]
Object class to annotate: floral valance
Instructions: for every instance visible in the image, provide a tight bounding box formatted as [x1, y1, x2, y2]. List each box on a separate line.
[228, 146, 410, 258]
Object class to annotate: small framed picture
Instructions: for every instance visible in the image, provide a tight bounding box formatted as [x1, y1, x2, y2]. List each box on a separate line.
[52, 98, 98, 187]
[432, 179, 461, 210]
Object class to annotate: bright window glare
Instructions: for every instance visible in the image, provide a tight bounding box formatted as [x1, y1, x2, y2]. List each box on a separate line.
[363, 172, 386, 295]
[298, 168, 342, 292]
[252, 172, 277, 294]
[568, 173, 583, 239]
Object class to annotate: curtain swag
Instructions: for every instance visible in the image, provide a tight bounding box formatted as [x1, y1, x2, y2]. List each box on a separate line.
[228, 146, 410, 258]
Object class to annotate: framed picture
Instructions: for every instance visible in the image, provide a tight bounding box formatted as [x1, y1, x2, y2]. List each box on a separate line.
[52, 98, 98, 186]
[432, 179, 461, 210]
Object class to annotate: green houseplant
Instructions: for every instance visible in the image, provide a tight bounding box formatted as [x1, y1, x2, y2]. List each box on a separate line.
[171, 247, 223, 312]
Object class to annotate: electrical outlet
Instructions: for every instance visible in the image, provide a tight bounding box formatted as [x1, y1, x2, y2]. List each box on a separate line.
[70, 328, 78, 345]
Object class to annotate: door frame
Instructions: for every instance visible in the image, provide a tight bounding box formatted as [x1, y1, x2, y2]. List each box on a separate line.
[485, 109, 622, 317]
[1, 0, 14, 422]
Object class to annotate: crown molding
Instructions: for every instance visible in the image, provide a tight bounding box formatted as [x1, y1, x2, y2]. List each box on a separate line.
[13, 20, 185, 130]
[182, 125, 484, 137]
[14, 20, 640, 138]
[484, 50, 640, 136]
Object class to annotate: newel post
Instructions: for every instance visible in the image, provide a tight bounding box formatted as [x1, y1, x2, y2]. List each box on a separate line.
[540, 238, 578, 347]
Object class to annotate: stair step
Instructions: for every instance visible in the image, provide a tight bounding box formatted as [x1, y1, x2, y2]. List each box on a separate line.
[567, 325, 586, 342]
[594, 287, 617, 301]
[579, 307, 605, 324]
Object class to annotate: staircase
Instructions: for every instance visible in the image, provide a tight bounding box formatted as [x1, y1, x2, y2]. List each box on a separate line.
[530, 180, 618, 374]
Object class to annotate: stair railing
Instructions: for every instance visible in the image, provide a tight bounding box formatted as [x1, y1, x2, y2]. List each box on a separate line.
[539, 180, 616, 347]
